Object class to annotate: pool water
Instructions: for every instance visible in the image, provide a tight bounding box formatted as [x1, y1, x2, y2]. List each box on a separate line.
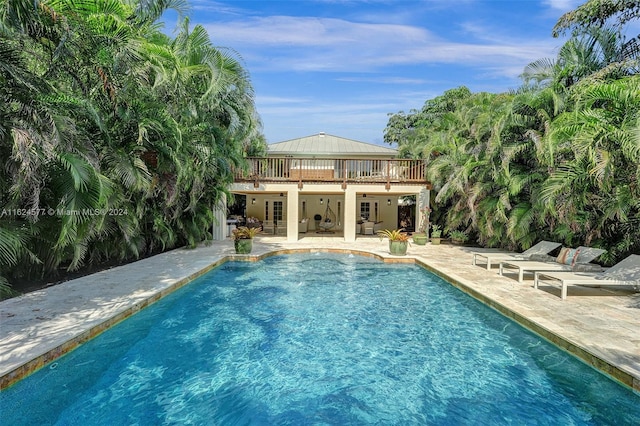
[2, 253, 639, 424]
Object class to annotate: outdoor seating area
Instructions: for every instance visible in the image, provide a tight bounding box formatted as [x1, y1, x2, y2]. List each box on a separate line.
[471, 240, 561, 270]
[262, 220, 275, 234]
[359, 221, 384, 235]
[534, 254, 640, 300]
[499, 246, 606, 283]
[472, 242, 640, 301]
[361, 221, 374, 235]
[259, 220, 287, 235]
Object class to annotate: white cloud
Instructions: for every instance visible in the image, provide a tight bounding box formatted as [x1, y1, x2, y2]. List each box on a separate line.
[188, 3, 576, 143]
[257, 95, 311, 105]
[204, 16, 559, 75]
[190, 0, 245, 15]
[336, 76, 429, 85]
[542, 0, 581, 11]
[206, 16, 428, 47]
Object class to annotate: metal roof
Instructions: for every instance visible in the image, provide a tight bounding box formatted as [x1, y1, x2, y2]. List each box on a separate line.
[267, 132, 397, 157]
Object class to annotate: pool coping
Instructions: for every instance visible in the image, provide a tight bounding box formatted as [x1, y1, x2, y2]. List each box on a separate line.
[414, 258, 640, 393]
[1, 239, 639, 393]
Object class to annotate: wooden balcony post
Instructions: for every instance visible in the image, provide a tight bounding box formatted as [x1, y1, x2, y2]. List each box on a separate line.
[385, 160, 391, 190]
[342, 159, 347, 189]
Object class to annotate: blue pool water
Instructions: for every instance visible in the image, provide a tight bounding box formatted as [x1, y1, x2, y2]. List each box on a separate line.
[2, 253, 639, 425]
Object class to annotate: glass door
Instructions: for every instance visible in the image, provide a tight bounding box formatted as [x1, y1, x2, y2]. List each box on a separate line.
[265, 199, 285, 233]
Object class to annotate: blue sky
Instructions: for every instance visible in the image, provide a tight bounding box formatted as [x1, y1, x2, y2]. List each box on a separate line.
[165, 0, 588, 145]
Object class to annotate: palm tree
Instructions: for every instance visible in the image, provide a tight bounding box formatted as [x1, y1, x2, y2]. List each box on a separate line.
[0, 31, 69, 286]
[521, 26, 630, 91]
[0, 0, 264, 294]
[539, 75, 640, 260]
[552, 0, 640, 36]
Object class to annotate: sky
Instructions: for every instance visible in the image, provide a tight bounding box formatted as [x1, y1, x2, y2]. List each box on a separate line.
[163, 0, 597, 146]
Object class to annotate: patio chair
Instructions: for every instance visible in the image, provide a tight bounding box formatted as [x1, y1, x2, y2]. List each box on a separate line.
[262, 220, 275, 234]
[534, 254, 640, 300]
[361, 221, 374, 235]
[472, 241, 562, 270]
[317, 200, 336, 234]
[498, 246, 606, 283]
[276, 223, 287, 236]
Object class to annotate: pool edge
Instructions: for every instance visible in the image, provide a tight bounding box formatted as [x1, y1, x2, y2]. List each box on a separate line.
[413, 258, 640, 394]
[1, 247, 638, 394]
[0, 257, 229, 390]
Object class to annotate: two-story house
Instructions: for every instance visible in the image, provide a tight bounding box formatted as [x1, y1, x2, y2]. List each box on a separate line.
[229, 132, 431, 242]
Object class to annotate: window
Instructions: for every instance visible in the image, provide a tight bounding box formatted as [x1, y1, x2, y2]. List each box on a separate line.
[360, 202, 370, 220]
[273, 201, 283, 223]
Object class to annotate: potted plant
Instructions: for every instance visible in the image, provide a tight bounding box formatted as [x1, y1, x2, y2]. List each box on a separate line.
[231, 226, 260, 254]
[377, 229, 410, 255]
[449, 230, 468, 245]
[430, 224, 442, 245]
[412, 205, 431, 246]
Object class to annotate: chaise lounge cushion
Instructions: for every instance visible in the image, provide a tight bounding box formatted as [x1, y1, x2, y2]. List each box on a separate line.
[556, 247, 581, 266]
[529, 254, 555, 262]
[572, 263, 606, 273]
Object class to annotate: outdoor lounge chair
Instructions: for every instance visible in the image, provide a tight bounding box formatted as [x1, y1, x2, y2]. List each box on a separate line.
[262, 220, 275, 234]
[472, 241, 562, 270]
[361, 221, 374, 235]
[534, 254, 640, 300]
[498, 246, 606, 283]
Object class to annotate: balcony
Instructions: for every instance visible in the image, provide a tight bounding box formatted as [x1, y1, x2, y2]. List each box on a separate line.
[234, 157, 428, 189]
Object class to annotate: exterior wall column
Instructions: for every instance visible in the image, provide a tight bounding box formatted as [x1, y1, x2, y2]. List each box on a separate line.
[286, 190, 299, 242]
[343, 187, 358, 242]
[212, 193, 227, 240]
[416, 187, 431, 233]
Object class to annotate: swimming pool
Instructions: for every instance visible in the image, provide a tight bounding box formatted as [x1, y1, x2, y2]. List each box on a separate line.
[1, 252, 639, 424]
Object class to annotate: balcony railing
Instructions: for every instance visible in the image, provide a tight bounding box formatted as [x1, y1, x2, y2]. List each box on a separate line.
[234, 157, 428, 188]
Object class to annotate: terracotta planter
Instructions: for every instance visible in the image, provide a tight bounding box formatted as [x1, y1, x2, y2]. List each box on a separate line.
[234, 239, 253, 254]
[389, 240, 408, 256]
[412, 233, 428, 245]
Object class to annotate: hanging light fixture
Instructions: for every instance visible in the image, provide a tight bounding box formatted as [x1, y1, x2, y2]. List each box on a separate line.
[320, 198, 324, 204]
[251, 198, 256, 204]
[387, 199, 391, 205]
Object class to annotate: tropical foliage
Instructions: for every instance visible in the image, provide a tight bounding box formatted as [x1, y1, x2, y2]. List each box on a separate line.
[0, 0, 265, 297]
[231, 226, 261, 240]
[384, 0, 640, 264]
[377, 229, 411, 242]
